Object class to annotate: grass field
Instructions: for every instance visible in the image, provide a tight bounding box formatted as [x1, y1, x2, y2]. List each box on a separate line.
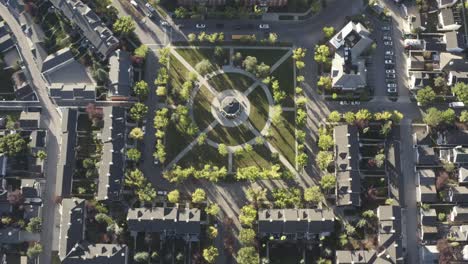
[247, 85, 269, 133]
[271, 55, 295, 107]
[208, 72, 254, 92]
[178, 143, 228, 169]
[269, 111, 296, 165]
[233, 48, 288, 67]
[193, 85, 215, 131]
[175, 48, 229, 72]
[208, 123, 256, 146]
[233, 144, 274, 169]
[168, 54, 190, 96]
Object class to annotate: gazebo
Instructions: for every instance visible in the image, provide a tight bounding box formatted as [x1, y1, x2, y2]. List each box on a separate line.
[220, 96, 242, 119]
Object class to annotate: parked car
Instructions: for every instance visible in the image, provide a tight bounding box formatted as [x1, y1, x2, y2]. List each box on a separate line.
[161, 20, 169, 26]
[130, 0, 138, 7]
[382, 26, 391, 31]
[145, 3, 156, 14]
[385, 55, 394, 60]
[196, 24, 206, 29]
[259, 24, 270, 29]
[385, 59, 394, 64]
[386, 69, 396, 74]
[383, 35, 392, 41]
[340, 101, 349, 105]
[386, 73, 396, 78]
[387, 88, 397, 93]
[385, 50, 394, 56]
[449, 102, 465, 108]
[387, 83, 397, 88]
[157, 190, 167, 196]
[384, 41, 393, 46]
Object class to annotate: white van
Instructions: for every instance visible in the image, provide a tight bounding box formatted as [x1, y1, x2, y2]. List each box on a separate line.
[449, 102, 465, 108]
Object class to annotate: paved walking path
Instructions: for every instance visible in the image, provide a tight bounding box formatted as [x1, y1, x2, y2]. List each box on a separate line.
[165, 120, 219, 169]
[270, 49, 293, 73]
[169, 47, 218, 96]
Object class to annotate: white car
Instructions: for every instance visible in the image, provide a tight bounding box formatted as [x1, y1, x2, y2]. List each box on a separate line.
[130, 0, 138, 7]
[386, 73, 396, 78]
[195, 24, 206, 29]
[382, 26, 391, 31]
[385, 59, 394, 64]
[161, 20, 169, 26]
[386, 69, 395, 74]
[387, 83, 397, 88]
[259, 24, 270, 29]
[340, 101, 349, 105]
[383, 35, 392, 40]
[145, 3, 156, 13]
[385, 50, 394, 56]
[387, 88, 397, 93]
[384, 41, 393, 46]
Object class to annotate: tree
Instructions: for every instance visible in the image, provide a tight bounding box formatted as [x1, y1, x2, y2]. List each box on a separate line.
[237, 247, 259, 264]
[95, 213, 113, 225]
[191, 188, 206, 203]
[296, 152, 308, 167]
[0, 133, 27, 156]
[188, 33, 196, 42]
[292, 48, 307, 60]
[36, 150, 47, 161]
[317, 76, 332, 90]
[134, 252, 149, 263]
[27, 243, 43, 259]
[206, 203, 220, 216]
[328, 111, 341, 123]
[130, 103, 148, 122]
[320, 174, 336, 193]
[267, 33, 278, 44]
[452, 82, 468, 104]
[133, 80, 149, 100]
[203, 246, 219, 264]
[134, 44, 149, 59]
[416, 86, 436, 106]
[113, 16, 135, 36]
[316, 151, 333, 171]
[272, 188, 302, 208]
[246, 187, 267, 207]
[355, 109, 372, 121]
[156, 86, 167, 96]
[423, 107, 444, 127]
[126, 148, 141, 161]
[296, 60, 305, 69]
[375, 153, 386, 168]
[342, 112, 355, 124]
[194, 59, 212, 75]
[318, 134, 334, 150]
[304, 186, 323, 204]
[26, 217, 42, 233]
[442, 108, 456, 124]
[167, 190, 180, 203]
[218, 144, 228, 156]
[239, 205, 257, 227]
[323, 26, 335, 39]
[174, 7, 188, 18]
[437, 238, 454, 263]
[460, 110, 468, 123]
[207, 226, 218, 239]
[256, 63, 270, 78]
[314, 45, 331, 64]
[242, 56, 258, 73]
[434, 76, 446, 90]
[239, 228, 256, 245]
[129, 127, 144, 140]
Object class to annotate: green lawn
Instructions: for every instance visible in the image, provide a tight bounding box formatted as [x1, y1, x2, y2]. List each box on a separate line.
[165, 122, 195, 164]
[193, 85, 215, 131]
[233, 144, 274, 169]
[271, 55, 295, 107]
[247, 85, 269, 132]
[208, 72, 254, 92]
[178, 143, 228, 169]
[208, 123, 256, 146]
[169, 54, 190, 97]
[233, 49, 288, 67]
[175, 48, 229, 72]
[269, 111, 296, 165]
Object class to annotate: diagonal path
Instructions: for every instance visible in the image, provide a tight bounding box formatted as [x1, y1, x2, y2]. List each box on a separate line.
[270, 49, 293, 73]
[169, 47, 218, 96]
[165, 120, 219, 170]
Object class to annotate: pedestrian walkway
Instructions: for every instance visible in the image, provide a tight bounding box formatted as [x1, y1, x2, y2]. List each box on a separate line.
[270, 49, 293, 73]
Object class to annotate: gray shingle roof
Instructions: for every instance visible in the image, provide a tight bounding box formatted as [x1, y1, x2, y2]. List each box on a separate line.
[58, 108, 78, 197]
[108, 50, 133, 98]
[127, 207, 201, 235]
[49, 0, 119, 59]
[97, 107, 126, 201]
[258, 208, 335, 236]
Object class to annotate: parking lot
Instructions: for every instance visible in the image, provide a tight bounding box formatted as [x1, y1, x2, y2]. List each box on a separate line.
[367, 14, 398, 99]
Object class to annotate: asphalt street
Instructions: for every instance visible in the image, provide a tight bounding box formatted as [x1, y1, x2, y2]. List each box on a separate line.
[0, 4, 62, 264]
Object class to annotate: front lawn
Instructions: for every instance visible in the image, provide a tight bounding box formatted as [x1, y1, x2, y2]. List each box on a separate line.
[208, 72, 254, 92]
[193, 85, 215, 131]
[233, 48, 288, 67]
[269, 111, 296, 165]
[207, 123, 256, 146]
[175, 48, 229, 72]
[271, 55, 295, 107]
